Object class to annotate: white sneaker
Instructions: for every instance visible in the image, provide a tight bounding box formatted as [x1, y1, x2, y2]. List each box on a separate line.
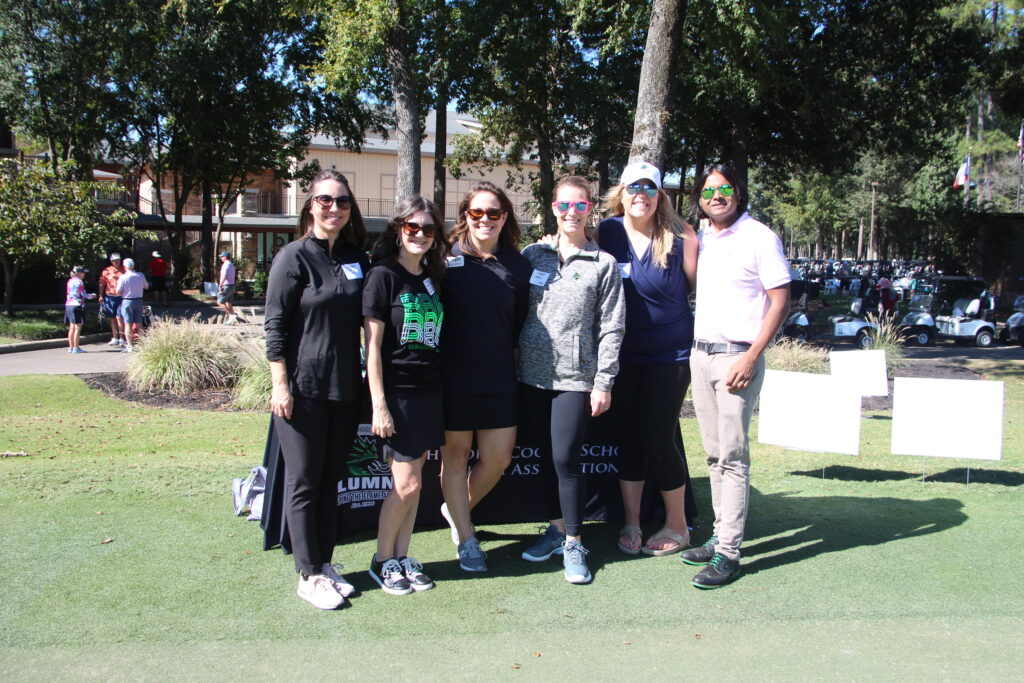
[321, 563, 356, 598]
[440, 502, 475, 545]
[296, 573, 344, 610]
[116, 338, 125, 347]
[107, 338, 119, 346]
[223, 317, 235, 326]
[440, 502, 459, 544]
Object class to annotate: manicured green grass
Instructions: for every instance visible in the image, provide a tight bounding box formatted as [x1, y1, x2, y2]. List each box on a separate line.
[0, 309, 104, 341]
[0, 369, 1021, 679]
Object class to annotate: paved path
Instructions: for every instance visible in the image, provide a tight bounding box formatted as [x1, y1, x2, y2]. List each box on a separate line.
[0, 304, 265, 377]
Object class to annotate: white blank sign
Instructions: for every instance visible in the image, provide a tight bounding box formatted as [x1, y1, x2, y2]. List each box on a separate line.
[829, 349, 888, 397]
[758, 370, 863, 455]
[891, 378, 1004, 460]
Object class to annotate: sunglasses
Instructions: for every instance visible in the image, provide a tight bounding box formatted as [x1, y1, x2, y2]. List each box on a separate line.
[466, 207, 505, 221]
[552, 200, 593, 214]
[313, 194, 352, 209]
[700, 185, 735, 200]
[625, 183, 658, 197]
[401, 222, 436, 238]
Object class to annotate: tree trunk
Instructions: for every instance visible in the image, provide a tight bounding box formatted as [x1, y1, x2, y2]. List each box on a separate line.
[1, 256, 18, 317]
[200, 179, 214, 284]
[536, 123, 556, 235]
[433, 87, 448, 215]
[387, 3, 421, 203]
[629, 0, 687, 170]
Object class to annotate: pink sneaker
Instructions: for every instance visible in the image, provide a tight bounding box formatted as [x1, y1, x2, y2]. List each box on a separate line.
[296, 574, 344, 610]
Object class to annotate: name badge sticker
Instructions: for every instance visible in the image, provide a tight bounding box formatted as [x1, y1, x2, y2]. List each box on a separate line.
[618, 262, 631, 279]
[530, 270, 551, 287]
[423, 277, 436, 296]
[341, 262, 363, 280]
[447, 255, 465, 268]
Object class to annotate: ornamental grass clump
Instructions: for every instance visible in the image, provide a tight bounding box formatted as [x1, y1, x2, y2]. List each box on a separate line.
[765, 338, 830, 374]
[127, 315, 241, 394]
[231, 337, 272, 411]
[866, 313, 908, 376]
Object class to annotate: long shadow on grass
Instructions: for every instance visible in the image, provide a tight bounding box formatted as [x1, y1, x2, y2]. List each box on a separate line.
[738, 488, 967, 576]
[790, 464, 1024, 487]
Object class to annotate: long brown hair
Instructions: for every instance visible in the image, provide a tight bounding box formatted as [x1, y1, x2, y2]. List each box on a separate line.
[602, 183, 685, 269]
[371, 196, 449, 293]
[296, 169, 368, 249]
[448, 182, 522, 260]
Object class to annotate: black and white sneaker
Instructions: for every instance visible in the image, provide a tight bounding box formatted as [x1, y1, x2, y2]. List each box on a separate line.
[398, 556, 435, 591]
[369, 556, 413, 596]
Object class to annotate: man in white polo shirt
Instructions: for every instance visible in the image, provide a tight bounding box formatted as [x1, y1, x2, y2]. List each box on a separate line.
[681, 164, 791, 588]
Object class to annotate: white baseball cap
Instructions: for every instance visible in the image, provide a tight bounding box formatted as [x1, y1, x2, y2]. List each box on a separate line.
[110, 253, 121, 261]
[620, 161, 663, 189]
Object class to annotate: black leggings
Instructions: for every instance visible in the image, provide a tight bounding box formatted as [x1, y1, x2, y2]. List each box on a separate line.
[612, 362, 690, 490]
[273, 395, 359, 575]
[520, 384, 590, 537]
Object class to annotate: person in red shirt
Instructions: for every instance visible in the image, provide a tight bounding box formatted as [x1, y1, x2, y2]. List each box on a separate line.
[149, 251, 168, 305]
[97, 253, 126, 346]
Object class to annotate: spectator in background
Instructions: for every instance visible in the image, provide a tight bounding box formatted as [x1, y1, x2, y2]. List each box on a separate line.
[98, 253, 126, 347]
[218, 251, 238, 325]
[65, 266, 95, 353]
[116, 258, 148, 352]
[149, 251, 168, 306]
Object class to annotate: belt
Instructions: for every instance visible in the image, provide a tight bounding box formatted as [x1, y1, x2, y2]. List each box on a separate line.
[693, 340, 752, 355]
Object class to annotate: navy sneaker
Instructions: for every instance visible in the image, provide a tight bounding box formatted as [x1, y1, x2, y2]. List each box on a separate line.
[521, 525, 565, 562]
[457, 538, 487, 573]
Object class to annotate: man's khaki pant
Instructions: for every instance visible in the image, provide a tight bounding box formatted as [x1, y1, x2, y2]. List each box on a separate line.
[689, 348, 765, 561]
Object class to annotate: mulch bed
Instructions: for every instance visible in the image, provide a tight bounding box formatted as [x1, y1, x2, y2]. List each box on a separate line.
[82, 373, 237, 411]
[83, 358, 981, 415]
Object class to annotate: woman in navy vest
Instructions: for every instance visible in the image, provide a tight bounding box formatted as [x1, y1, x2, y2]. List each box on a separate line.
[596, 161, 697, 557]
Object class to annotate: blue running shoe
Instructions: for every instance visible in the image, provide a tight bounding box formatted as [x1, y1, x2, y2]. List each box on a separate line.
[521, 525, 565, 562]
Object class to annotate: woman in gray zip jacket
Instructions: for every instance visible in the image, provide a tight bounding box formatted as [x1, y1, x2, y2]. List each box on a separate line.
[517, 175, 625, 585]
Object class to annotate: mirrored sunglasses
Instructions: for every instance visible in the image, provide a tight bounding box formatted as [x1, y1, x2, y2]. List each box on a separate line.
[700, 185, 734, 200]
[552, 200, 592, 214]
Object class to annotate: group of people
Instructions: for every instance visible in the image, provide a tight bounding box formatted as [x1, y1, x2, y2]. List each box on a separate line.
[264, 161, 790, 611]
[65, 252, 152, 353]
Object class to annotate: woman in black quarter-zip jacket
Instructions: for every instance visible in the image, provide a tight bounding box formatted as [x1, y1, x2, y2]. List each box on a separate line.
[264, 169, 369, 610]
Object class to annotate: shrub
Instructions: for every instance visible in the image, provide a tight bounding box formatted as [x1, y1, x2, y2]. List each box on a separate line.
[126, 315, 241, 394]
[231, 338, 272, 411]
[765, 338, 830, 374]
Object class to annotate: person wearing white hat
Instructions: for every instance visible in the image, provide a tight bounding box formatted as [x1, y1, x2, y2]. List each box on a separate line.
[218, 251, 238, 324]
[597, 161, 698, 558]
[115, 257, 149, 352]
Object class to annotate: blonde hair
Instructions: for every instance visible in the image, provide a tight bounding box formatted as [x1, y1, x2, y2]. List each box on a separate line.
[602, 184, 686, 269]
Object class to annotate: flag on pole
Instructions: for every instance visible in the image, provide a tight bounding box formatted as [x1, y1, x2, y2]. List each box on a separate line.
[954, 155, 970, 189]
[1017, 123, 1023, 162]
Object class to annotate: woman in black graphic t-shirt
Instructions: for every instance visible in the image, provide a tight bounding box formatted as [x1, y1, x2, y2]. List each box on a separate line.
[363, 196, 448, 597]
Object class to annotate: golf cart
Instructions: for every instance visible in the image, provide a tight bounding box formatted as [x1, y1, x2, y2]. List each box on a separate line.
[829, 297, 878, 348]
[898, 292, 936, 346]
[781, 293, 811, 342]
[1000, 295, 1024, 345]
[934, 292, 997, 347]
